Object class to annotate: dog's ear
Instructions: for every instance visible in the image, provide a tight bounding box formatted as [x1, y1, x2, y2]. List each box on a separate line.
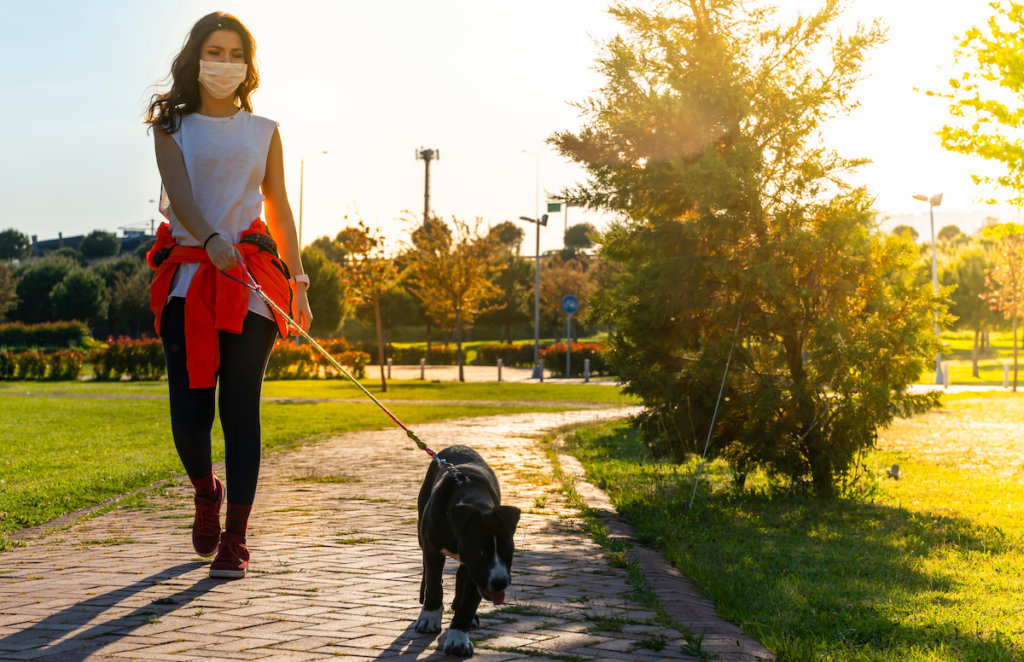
[450, 504, 482, 533]
[494, 506, 521, 535]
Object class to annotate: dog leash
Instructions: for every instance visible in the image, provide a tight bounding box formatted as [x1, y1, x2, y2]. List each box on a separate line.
[222, 265, 466, 486]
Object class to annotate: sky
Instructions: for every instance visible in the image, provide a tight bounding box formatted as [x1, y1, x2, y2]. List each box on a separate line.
[0, 0, 1012, 258]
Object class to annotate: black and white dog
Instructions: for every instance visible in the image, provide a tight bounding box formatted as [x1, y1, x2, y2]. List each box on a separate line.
[412, 445, 521, 657]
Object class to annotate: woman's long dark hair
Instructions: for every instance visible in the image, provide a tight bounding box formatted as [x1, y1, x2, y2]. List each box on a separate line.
[145, 12, 259, 134]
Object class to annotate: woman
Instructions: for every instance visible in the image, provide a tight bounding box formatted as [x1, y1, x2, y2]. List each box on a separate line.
[144, 12, 313, 579]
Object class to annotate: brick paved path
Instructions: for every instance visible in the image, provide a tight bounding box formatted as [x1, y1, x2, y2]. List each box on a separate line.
[0, 409, 771, 661]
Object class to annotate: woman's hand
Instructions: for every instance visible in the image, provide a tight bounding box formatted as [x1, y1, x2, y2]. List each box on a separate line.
[205, 234, 243, 272]
[292, 285, 313, 333]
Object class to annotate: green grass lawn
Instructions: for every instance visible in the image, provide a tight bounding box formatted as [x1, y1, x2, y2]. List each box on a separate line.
[561, 393, 1024, 661]
[0, 379, 634, 551]
[927, 330, 1024, 385]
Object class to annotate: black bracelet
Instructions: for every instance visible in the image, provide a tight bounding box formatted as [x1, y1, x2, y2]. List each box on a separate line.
[203, 232, 221, 249]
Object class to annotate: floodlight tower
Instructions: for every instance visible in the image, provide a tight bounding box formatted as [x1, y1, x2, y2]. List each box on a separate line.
[415, 148, 440, 222]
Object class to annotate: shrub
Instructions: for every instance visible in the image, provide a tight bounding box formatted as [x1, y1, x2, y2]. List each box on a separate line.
[265, 338, 370, 380]
[475, 343, 538, 367]
[45, 350, 86, 380]
[540, 342, 614, 377]
[90, 337, 165, 381]
[0, 320, 92, 350]
[12, 351, 47, 379]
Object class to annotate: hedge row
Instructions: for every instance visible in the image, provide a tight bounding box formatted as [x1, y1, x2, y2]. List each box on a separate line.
[0, 321, 92, 351]
[91, 337, 166, 381]
[356, 343, 459, 365]
[539, 342, 614, 377]
[265, 339, 370, 379]
[474, 343, 538, 367]
[0, 350, 86, 380]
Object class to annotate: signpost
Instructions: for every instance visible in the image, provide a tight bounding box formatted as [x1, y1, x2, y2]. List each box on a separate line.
[561, 294, 579, 378]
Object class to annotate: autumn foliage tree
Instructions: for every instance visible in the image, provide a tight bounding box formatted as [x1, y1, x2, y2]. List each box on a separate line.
[552, 0, 941, 496]
[405, 216, 500, 382]
[982, 223, 1024, 390]
[335, 221, 402, 391]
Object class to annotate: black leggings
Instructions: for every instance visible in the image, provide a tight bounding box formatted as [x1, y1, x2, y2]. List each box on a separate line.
[160, 298, 278, 506]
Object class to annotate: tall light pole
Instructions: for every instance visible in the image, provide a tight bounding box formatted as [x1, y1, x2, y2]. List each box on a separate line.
[519, 214, 548, 379]
[416, 148, 440, 223]
[914, 192, 944, 384]
[297, 150, 328, 248]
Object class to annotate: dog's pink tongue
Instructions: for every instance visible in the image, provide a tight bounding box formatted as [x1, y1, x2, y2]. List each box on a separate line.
[482, 589, 505, 606]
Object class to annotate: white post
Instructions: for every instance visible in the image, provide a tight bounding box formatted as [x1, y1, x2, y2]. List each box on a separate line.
[942, 363, 949, 389]
[420, 357, 425, 380]
[497, 358, 503, 383]
[584, 358, 591, 383]
[387, 357, 392, 379]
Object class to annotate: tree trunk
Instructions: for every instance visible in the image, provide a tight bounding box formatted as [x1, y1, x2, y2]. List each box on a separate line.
[783, 331, 832, 497]
[1014, 313, 1019, 393]
[455, 308, 465, 382]
[374, 296, 387, 392]
[972, 328, 980, 379]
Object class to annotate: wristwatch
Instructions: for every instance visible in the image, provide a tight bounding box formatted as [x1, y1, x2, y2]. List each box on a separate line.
[289, 274, 310, 287]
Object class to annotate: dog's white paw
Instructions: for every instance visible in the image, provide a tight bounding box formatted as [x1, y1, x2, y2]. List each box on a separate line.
[443, 628, 473, 657]
[412, 608, 442, 634]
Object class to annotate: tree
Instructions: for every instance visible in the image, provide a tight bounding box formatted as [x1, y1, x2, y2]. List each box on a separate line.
[79, 230, 121, 260]
[892, 225, 919, 241]
[12, 255, 78, 323]
[49, 246, 88, 266]
[551, 0, 940, 497]
[107, 269, 153, 337]
[406, 216, 501, 382]
[938, 224, 963, 242]
[982, 223, 1024, 390]
[0, 228, 31, 261]
[931, 2, 1024, 206]
[50, 269, 108, 326]
[564, 223, 597, 251]
[942, 246, 998, 377]
[476, 254, 532, 343]
[92, 256, 144, 289]
[335, 221, 403, 391]
[301, 246, 349, 337]
[0, 264, 17, 322]
[540, 255, 596, 340]
[488, 221, 525, 255]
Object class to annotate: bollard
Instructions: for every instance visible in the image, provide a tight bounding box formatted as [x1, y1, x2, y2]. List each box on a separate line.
[584, 358, 591, 383]
[942, 363, 949, 389]
[387, 357, 392, 379]
[1004, 363, 1010, 389]
[497, 358, 503, 383]
[420, 357, 425, 380]
[539, 359, 545, 383]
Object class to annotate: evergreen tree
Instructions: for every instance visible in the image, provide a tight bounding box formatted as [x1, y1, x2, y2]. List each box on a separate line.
[552, 0, 940, 496]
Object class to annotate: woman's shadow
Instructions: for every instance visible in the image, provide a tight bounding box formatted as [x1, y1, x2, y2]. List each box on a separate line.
[0, 562, 218, 661]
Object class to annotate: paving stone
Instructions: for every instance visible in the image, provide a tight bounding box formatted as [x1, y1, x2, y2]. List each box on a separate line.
[0, 409, 772, 660]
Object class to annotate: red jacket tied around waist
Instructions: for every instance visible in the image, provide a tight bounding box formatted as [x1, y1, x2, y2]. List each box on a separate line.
[147, 220, 292, 389]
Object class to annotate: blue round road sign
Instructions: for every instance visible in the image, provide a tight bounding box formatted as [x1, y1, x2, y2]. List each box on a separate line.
[561, 294, 579, 315]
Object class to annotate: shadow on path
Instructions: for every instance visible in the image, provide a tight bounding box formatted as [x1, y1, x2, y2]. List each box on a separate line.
[0, 562, 214, 661]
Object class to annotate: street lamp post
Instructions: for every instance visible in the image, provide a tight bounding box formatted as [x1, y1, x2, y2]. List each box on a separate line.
[914, 192, 944, 384]
[297, 150, 328, 248]
[519, 214, 548, 379]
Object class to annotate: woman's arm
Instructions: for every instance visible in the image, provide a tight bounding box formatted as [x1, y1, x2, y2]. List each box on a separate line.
[262, 127, 313, 331]
[153, 130, 241, 271]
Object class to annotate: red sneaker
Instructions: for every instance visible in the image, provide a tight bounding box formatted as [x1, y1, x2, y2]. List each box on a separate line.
[192, 476, 223, 557]
[209, 531, 249, 579]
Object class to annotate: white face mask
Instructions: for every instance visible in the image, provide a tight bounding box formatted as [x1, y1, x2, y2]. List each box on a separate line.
[198, 60, 247, 99]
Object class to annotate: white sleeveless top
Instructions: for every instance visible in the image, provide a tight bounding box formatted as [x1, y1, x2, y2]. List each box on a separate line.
[158, 110, 278, 318]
